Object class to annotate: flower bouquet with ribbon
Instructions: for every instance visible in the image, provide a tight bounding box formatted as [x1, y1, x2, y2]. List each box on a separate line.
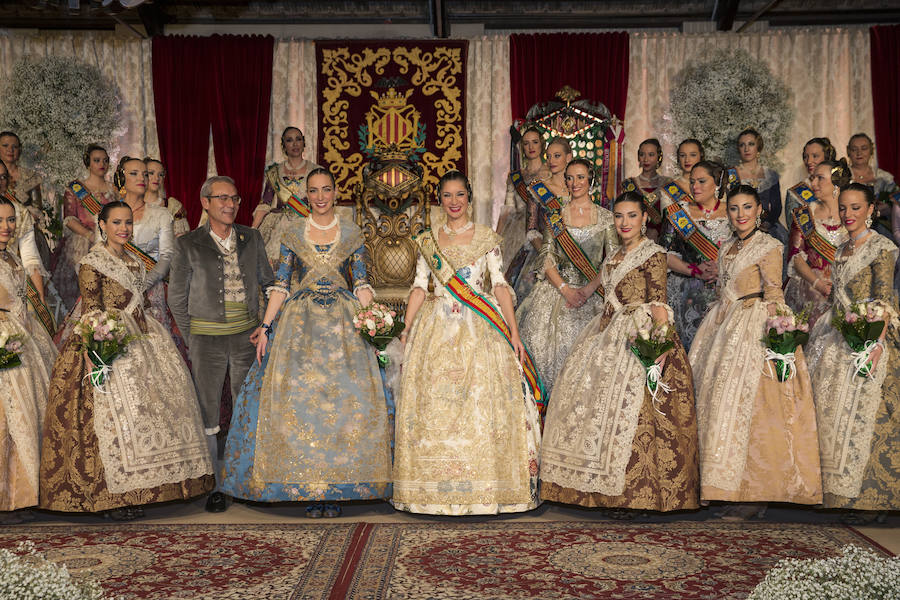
[0, 329, 25, 370]
[352, 303, 404, 368]
[831, 300, 888, 378]
[74, 309, 139, 390]
[629, 320, 675, 409]
[761, 305, 810, 382]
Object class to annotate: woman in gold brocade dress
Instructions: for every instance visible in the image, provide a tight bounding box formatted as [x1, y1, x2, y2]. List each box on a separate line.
[690, 186, 822, 519]
[807, 183, 900, 522]
[40, 202, 213, 519]
[0, 198, 57, 521]
[541, 191, 699, 513]
[393, 171, 541, 515]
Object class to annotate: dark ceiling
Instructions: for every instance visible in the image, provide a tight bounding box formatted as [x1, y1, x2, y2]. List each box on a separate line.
[2, 1, 898, 35]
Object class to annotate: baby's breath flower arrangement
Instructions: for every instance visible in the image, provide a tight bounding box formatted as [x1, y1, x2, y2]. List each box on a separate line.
[669, 48, 793, 170]
[0, 56, 122, 191]
[747, 545, 900, 600]
[0, 541, 120, 600]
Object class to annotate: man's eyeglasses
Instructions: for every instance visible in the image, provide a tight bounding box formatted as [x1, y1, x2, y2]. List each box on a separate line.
[207, 194, 241, 204]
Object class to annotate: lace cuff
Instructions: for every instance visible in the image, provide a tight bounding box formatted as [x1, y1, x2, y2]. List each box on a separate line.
[786, 250, 808, 279]
[647, 301, 675, 323]
[266, 284, 290, 298]
[253, 204, 273, 216]
[526, 229, 542, 244]
[493, 281, 518, 307]
[354, 283, 376, 300]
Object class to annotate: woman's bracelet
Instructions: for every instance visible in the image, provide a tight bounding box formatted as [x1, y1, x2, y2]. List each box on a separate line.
[687, 263, 702, 278]
[558, 282, 569, 292]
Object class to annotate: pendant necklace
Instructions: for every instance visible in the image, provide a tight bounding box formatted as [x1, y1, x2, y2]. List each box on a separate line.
[736, 227, 757, 251]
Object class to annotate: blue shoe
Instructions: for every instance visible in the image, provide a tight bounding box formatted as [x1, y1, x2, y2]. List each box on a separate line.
[306, 503, 324, 518]
[323, 503, 342, 518]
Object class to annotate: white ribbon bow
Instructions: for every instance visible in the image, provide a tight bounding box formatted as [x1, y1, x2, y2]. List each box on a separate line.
[646, 363, 672, 414]
[764, 349, 797, 381]
[850, 340, 881, 379]
[83, 350, 112, 393]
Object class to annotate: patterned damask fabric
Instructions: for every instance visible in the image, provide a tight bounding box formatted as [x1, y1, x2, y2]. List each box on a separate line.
[807, 233, 900, 510]
[690, 234, 822, 503]
[540, 240, 700, 511]
[40, 247, 213, 512]
[393, 224, 541, 515]
[0, 256, 57, 510]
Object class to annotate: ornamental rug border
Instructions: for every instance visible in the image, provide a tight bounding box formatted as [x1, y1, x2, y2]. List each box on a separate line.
[316, 39, 468, 203]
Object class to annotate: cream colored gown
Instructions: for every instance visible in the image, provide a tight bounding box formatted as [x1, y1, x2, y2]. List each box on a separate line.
[392, 224, 541, 515]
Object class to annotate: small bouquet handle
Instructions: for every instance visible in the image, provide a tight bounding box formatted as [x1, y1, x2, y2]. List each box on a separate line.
[629, 320, 675, 415]
[850, 339, 880, 379]
[763, 348, 797, 382]
[85, 349, 112, 391]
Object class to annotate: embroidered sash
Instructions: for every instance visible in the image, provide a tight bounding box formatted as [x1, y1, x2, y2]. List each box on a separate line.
[529, 181, 603, 297]
[266, 165, 310, 218]
[414, 231, 546, 415]
[68, 181, 157, 272]
[622, 178, 663, 223]
[662, 184, 719, 262]
[792, 202, 837, 264]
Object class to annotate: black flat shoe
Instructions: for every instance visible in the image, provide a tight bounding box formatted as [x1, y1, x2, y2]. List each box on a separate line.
[205, 492, 227, 513]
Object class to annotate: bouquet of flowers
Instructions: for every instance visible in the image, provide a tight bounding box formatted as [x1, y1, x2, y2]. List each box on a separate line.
[74, 310, 138, 389]
[352, 303, 404, 367]
[0, 327, 25, 370]
[831, 300, 889, 378]
[761, 305, 810, 382]
[629, 320, 675, 407]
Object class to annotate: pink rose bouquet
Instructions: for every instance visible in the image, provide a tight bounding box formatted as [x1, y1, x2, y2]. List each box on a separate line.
[831, 300, 889, 378]
[761, 305, 810, 382]
[0, 328, 25, 371]
[74, 310, 139, 388]
[352, 303, 404, 367]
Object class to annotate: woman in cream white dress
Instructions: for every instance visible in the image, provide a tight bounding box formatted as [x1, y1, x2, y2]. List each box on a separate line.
[393, 170, 541, 515]
[0, 197, 57, 520]
[690, 185, 822, 519]
[806, 183, 899, 521]
[144, 158, 189, 236]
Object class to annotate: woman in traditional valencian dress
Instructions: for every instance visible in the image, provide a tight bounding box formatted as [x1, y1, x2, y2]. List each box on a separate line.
[516, 159, 617, 394]
[52, 144, 116, 310]
[540, 191, 699, 514]
[222, 168, 392, 518]
[622, 138, 669, 240]
[784, 160, 850, 326]
[0, 198, 57, 522]
[846, 133, 898, 239]
[734, 128, 786, 244]
[806, 183, 900, 523]
[144, 157, 190, 237]
[40, 201, 213, 520]
[393, 170, 542, 515]
[253, 127, 322, 269]
[784, 137, 836, 231]
[0, 132, 46, 245]
[660, 159, 732, 349]
[498, 126, 550, 284]
[690, 185, 822, 520]
[513, 137, 573, 300]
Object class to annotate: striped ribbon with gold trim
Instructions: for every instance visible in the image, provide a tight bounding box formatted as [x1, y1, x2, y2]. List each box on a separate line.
[622, 178, 663, 223]
[414, 231, 547, 418]
[663, 196, 719, 262]
[792, 202, 837, 264]
[67, 181, 157, 271]
[266, 169, 311, 218]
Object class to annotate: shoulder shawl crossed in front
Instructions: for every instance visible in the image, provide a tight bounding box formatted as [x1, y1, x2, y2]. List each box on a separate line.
[280, 217, 364, 269]
[80, 244, 147, 313]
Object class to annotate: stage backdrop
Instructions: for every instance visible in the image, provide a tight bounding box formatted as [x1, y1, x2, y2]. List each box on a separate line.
[316, 40, 468, 202]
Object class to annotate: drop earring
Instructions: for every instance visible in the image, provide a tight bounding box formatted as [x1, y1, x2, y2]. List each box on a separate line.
[100, 228, 108, 243]
[755, 215, 761, 228]
[640, 223, 647, 236]
[865, 216, 873, 228]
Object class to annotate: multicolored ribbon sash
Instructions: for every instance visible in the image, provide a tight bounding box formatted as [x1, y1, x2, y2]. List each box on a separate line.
[725, 167, 740, 190]
[622, 178, 663, 223]
[266, 166, 310, 218]
[792, 201, 837, 264]
[414, 231, 546, 417]
[509, 170, 532, 206]
[528, 181, 603, 298]
[68, 181, 157, 272]
[662, 181, 719, 262]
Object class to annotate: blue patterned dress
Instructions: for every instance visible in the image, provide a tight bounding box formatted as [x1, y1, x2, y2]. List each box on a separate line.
[221, 219, 393, 502]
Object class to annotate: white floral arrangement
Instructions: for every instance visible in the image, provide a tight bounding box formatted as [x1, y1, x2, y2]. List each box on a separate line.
[0, 541, 120, 600]
[747, 545, 900, 600]
[0, 55, 123, 191]
[668, 48, 793, 171]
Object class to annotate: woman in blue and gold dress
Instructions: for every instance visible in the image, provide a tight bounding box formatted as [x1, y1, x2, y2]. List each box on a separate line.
[221, 168, 392, 518]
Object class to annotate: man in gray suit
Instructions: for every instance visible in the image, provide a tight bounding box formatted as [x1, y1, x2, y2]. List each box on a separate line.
[169, 175, 274, 512]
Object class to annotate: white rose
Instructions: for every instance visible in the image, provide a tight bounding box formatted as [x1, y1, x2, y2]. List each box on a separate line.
[638, 328, 650, 339]
[384, 314, 393, 327]
[365, 319, 376, 330]
[0, 333, 8, 348]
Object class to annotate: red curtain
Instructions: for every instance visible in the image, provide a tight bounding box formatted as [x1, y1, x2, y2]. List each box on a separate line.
[509, 32, 629, 122]
[152, 35, 274, 226]
[871, 25, 900, 182]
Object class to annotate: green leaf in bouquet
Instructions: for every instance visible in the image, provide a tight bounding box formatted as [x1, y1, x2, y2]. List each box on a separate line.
[630, 345, 654, 369]
[862, 320, 885, 342]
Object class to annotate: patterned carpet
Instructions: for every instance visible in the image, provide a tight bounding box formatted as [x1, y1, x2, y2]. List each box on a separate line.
[0, 521, 890, 599]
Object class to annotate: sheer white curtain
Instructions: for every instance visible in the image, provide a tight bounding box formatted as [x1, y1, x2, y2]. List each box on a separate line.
[0, 30, 157, 163]
[625, 27, 873, 187]
[466, 35, 512, 226]
[267, 39, 319, 169]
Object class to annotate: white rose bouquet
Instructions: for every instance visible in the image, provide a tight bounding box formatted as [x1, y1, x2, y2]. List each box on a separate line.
[830, 300, 890, 378]
[628, 318, 675, 407]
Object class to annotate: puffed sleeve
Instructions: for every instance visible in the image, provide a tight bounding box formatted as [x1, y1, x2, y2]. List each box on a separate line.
[759, 245, 786, 303]
[147, 211, 175, 285]
[349, 244, 375, 299]
[78, 263, 103, 313]
[604, 220, 620, 261]
[15, 203, 45, 278]
[487, 244, 517, 305]
[410, 252, 430, 293]
[643, 251, 668, 304]
[267, 243, 294, 297]
[538, 227, 558, 275]
[870, 248, 899, 310]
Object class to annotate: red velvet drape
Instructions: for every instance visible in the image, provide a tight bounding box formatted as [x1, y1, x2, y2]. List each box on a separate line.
[152, 35, 274, 226]
[509, 32, 629, 122]
[871, 25, 900, 182]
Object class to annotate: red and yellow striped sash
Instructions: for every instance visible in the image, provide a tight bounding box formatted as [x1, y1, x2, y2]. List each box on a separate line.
[792, 202, 837, 264]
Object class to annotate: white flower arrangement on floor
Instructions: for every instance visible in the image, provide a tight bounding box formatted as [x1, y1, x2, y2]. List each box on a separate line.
[0, 55, 123, 191]
[747, 545, 900, 600]
[0, 541, 120, 600]
[669, 48, 793, 170]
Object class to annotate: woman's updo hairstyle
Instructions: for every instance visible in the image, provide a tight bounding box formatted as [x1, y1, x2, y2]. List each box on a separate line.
[113, 155, 139, 191]
[82, 144, 107, 168]
[678, 138, 706, 162]
[613, 190, 647, 214]
[521, 125, 545, 149]
[839, 182, 876, 207]
[281, 126, 304, 144]
[0, 196, 15, 210]
[565, 157, 595, 186]
[97, 200, 131, 240]
[804, 137, 837, 162]
[726, 183, 761, 206]
[737, 128, 764, 152]
[546, 136, 573, 156]
[692, 160, 728, 199]
[638, 138, 664, 166]
[846, 133, 874, 154]
[821, 158, 851, 188]
[437, 169, 473, 200]
[306, 166, 335, 189]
